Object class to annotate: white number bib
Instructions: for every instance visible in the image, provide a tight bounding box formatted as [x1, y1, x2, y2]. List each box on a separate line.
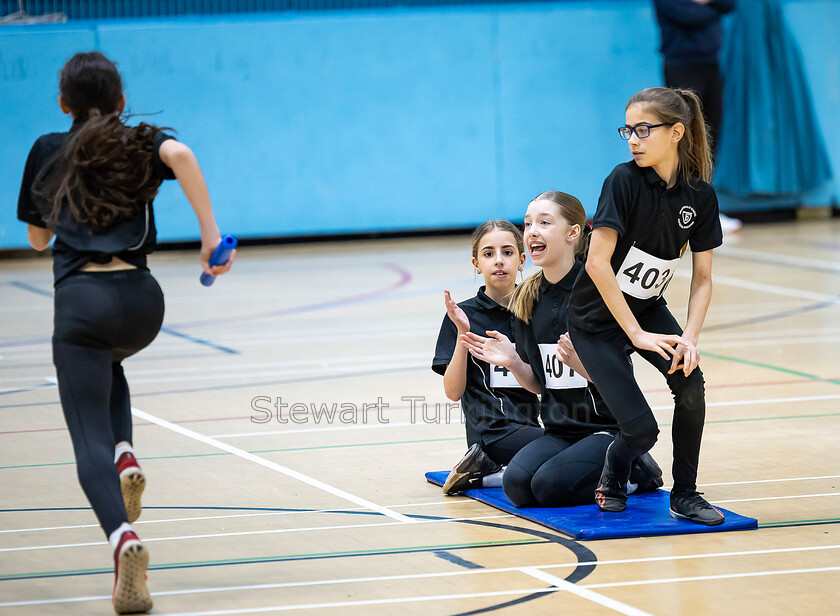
[488, 362, 522, 388]
[617, 245, 680, 300]
[538, 344, 587, 390]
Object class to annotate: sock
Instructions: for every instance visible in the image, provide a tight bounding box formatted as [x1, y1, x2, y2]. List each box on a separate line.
[108, 522, 133, 550]
[627, 482, 639, 495]
[114, 443, 134, 464]
[482, 467, 505, 488]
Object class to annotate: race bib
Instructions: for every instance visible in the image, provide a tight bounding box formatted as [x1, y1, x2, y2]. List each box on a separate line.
[538, 343, 587, 390]
[488, 362, 522, 388]
[617, 245, 680, 300]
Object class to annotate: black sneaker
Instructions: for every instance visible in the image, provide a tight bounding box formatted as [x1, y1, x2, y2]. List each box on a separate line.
[629, 452, 664, 493]
[669, 491, 725, 526]
[595, 445, 630, 512]
[442, 443, 501, 495]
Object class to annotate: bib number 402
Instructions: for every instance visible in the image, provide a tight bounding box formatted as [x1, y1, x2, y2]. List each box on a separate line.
[617, 246, 680, 300]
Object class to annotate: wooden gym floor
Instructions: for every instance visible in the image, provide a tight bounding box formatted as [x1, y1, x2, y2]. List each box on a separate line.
[1, 219, 839, 615]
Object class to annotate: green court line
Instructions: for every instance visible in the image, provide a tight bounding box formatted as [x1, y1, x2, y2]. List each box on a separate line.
[0, 437, 463, 470]
[703, 351, 840, 386]
[0, 538, 544, 581]
[759, 517, 840, 528]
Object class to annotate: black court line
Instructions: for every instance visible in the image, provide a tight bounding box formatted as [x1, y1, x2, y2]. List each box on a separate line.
[433, 550, 484, 569]
[159, 326, 240, 355]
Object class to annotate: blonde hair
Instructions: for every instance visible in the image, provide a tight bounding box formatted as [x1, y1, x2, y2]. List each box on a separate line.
[509, 191, 588, 324]
[627, 87, 713, 183]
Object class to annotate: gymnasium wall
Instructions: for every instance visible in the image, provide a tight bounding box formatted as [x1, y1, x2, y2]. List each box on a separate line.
[1, 0, 837, 248]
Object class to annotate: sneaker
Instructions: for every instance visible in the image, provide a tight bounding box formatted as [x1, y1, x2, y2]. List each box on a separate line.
[629, 452, 664, 493]
[442, 443, 501, 495]
[117, 452, 145, 524]
[112, 530, 152, 614]
[669, 491, 725, 526]
[595, 445, 630, 512]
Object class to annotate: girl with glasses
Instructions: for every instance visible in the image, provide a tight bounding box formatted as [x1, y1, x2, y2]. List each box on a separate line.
[568, 87, 724, 525]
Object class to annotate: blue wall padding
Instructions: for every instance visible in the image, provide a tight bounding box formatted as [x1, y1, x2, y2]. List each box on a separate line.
[426, 470, 757, 540]
[2, 2, 837, 249]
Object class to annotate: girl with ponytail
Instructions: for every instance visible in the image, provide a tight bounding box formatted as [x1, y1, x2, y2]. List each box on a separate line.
[460, 193, 662, 508]
[567, 87, 725, 525]
[16, 51, 232, 613]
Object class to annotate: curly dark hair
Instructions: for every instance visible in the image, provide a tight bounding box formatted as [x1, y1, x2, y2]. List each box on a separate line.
[36, 51, 169, 233]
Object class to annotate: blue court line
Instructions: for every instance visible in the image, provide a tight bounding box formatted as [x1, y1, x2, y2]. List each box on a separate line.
[433, 550, 484, 569]
[704, 298, 838, 332]
[8, 281, 53, 298]
[158, 326, 240, 355]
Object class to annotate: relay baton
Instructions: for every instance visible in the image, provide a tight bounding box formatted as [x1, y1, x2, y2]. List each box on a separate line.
[200, 234, 237, 287]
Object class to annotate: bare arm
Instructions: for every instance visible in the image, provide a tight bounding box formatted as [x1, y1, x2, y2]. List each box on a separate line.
[556, 333, 592, 382]
[27, 225, 53, 251]
[668, 249, 714, 376]
[441, 290, 470, 401]
[158, 139, 232, 276]
[586, 227, 685, 359]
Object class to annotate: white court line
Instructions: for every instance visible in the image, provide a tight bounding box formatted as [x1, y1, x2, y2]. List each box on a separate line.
[717, 245, 840, 272]
[583, 565, 840, 590]
[4, 544, 840, 608]
[713, 493, 840, 505]
[699, 474, 840, 487]
[211, 422, 420, 438]
[673, 269, 840, 303]
[0, 514, 511, 553]
[519, 567, 653, 616]
[130, 407, 415, 524]
[152, 589, 560, 615]
[650, 393, 840, 411]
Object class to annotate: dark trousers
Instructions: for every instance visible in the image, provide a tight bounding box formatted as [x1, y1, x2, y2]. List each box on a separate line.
[52, 269, 164, 537]
[483, 425, 545, 466]
[503, 431, 615, 507]
[569, 302, 706, 494]
[664, 62, 723, 161]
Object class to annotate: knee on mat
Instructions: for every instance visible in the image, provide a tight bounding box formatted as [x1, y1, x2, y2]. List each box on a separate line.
[531, 460, 600, 508]
[502, 462, 537, 508]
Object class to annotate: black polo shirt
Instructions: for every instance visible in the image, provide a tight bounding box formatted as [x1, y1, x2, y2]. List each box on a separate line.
[17, 120, 176, 285]
[432, 286, 540, 447]
[514, 260, 617, 438]
[569, 161, 722, 332]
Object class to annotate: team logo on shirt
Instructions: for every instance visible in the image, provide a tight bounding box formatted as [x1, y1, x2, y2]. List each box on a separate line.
[678, 205, 696, 229]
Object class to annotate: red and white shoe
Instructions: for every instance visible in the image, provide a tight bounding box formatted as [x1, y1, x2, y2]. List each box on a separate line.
[117, 452, 145, 524]
[112, 530, 152, 614]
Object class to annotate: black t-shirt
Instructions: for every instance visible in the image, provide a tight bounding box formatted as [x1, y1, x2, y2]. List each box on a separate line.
[514, 260, 617, 438]
[569, 161, 723, 332]
[17, 120, 176, 285]
[432, 287, 540, 447]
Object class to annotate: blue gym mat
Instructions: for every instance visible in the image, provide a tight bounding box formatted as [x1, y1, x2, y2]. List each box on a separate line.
[426, 471, 757, 540]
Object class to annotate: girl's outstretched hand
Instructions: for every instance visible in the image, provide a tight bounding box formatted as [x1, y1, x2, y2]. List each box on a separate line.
[459, 330, 518, 367]
[631, 330, 687, 362]
[668, 341, 700, 376]
[200, 236, 235, 277]
[444, 290, 470, 335]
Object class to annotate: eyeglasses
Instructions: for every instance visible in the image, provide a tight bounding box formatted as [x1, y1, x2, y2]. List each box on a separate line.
[618, 123, 671, 140]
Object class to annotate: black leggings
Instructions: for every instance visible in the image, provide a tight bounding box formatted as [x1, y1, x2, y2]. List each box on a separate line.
[570, 302, 706, 494]
[503, 432, 614, 507]
[52, 269, 164, 537]
[482, 425, 545, 466]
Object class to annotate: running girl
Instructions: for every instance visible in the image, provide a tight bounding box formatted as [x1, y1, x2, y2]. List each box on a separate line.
[461, 192, 662, 507]
[432, 220, 542, 494]
[568, 87, 724, 525]
[16, 51, 233, 613]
